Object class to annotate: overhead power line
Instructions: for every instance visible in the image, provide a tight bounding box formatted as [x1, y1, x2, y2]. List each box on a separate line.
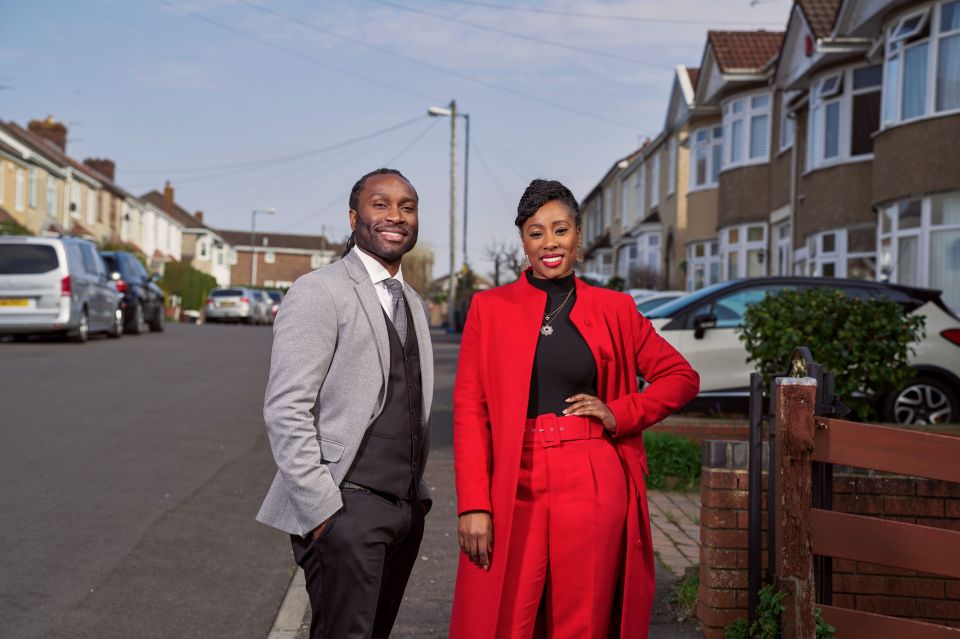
[123, 114, 427, 176]
[430, 0, 784, 26]
[158, 0, 440, 103]
[235, 0, 642, 130]
[365, 0, 673, 69]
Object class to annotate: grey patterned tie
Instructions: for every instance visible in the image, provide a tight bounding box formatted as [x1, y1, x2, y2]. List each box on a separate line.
[382, 278, 407, 345]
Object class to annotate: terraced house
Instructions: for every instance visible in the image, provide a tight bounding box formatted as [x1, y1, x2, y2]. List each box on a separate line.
[584, 0, 960, 314]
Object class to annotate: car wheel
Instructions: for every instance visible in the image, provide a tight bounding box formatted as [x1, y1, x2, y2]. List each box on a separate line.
[885, 377, 958, 425]
[148, 304, 165, 332]
[68, 308, 89, 343]
[128, 302, 147, 335]
[107, 307, 123, 339]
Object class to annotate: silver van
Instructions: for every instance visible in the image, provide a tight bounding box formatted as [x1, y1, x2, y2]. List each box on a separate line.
[0, 236, 123, 342]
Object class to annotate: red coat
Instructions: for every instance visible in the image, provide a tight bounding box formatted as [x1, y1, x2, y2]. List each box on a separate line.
[450, 273, 700, 638]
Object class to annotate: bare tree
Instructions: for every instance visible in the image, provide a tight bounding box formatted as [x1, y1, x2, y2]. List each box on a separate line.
[627, 265, 661, 289]
[484, 240, 525, 286]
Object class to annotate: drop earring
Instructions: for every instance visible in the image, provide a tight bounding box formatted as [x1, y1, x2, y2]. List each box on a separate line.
[576, 245, 584, 263]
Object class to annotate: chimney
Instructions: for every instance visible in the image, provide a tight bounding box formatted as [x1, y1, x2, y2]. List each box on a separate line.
[163, 181, 175, 213]
[194, 211, 204, 224]
[28, 116, 67, 152]
[84, 158, 116, 182]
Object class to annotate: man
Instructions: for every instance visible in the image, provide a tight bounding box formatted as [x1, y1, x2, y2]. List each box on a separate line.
[257, 168, 433, 638]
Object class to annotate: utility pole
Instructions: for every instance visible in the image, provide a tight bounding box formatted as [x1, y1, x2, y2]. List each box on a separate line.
[447, 100, 457, 331]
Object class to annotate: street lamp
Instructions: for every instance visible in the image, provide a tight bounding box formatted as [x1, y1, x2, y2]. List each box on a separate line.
[250, 207, 276, 286]
[428, 100, 470, 331]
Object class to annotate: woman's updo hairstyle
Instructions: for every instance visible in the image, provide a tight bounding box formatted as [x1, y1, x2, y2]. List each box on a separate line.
[514, 179, 581, 230]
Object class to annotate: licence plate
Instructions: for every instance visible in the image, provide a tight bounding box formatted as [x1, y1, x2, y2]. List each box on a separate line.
[0, 298, 29, 307]
[219, 301, 236, 307]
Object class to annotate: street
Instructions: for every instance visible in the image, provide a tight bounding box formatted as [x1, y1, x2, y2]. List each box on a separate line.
[0, 324, 290, 639]
[0, 324, 701, 639]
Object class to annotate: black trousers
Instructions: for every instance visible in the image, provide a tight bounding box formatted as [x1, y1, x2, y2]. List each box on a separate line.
[290, 487, 425, 639]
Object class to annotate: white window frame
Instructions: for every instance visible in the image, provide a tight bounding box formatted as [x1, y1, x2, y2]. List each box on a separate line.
[720, 223, 768, 280]
[46, 176, 56, 218]
[773, 221, 792, 275]
[86, 189, 96, 225]
[28, 168, 38, 209]
[667, 137, 677, 196]
[807, 65, 882, 171]
[635, 165, 646, 219]
[228, 248, 238, 266]
[882, 1, 960, 127]
[70, 181, 80, 219]
[686, 240, 721, 291]
[779, 105, 795, 152]
[264, 249, 276, 264]
[311, 253, 324, 269]
[636, 231, 662, 275]
[878, 192, 960, 312]
[14, 168, 24, 212]
[805, 229, 848, 277]
[688, 125, 723, 192]
[620, 173, 633, 229]
[650, 152, 660, 207]
[721, 91, 772, 171]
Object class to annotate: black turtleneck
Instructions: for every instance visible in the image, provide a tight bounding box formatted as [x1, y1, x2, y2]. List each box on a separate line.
[526, 271, 598, 419]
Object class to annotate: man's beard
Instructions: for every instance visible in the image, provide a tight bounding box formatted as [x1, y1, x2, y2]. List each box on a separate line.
[354, 218, 417, 262]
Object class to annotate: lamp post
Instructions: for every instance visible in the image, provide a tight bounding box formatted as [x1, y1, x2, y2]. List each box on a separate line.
[428, 101, 470, 331]
[250, 207, 276, 286]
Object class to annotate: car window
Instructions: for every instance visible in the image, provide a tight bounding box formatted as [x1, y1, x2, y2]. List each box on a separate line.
[135, 259, 149, 281]
[637, 295, 680, 314]
[692, 284, 797, 328]
[0, 244, 60, 274]
[212, 289, 244, 297]
[79, 244, 103, 276]
[101, 254, 120, 274]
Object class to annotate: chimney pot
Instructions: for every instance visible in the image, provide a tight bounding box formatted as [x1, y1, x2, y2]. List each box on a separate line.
[27, 116, 68, 152]
[84, 158, 116, 182]
[162, 181, 175, 214]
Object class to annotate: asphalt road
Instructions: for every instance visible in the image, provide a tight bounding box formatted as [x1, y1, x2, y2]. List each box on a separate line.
[0, 323, 292, 639]
[0, 323, 701, 639]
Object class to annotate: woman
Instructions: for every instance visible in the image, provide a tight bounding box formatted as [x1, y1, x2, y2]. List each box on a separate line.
[450, 180, 699, 638]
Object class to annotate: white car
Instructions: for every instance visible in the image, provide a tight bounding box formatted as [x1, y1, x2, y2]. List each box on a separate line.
[645, 277, 960, 425]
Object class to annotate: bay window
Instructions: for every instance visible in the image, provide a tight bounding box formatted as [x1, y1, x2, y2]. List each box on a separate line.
[879, 191, 960, 312]
[722, 92, 771, 170]
[807, 64, 882, 170]
[883, 1, 960, 126]
[635, 164, 646, 218]
[45, 176, 56, 218]
[720, 224, 767, 279]
[668, 137, 677, 196]
[689, 125, 722, 190]
[687, 240, 720, 291]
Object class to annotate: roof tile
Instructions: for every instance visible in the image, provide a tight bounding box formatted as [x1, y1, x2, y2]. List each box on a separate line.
[797, 0, 840, 39]
[708, 30, 785, 73]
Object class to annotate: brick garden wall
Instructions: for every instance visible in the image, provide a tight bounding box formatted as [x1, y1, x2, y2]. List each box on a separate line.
[647, 417, 748, 443]
[697, 440, 960, 639]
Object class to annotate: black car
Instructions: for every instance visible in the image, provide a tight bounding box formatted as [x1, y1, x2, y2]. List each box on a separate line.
[101, 251, 165, 334]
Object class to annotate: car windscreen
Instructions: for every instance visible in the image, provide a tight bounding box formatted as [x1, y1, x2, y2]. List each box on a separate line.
[644, 281, 734, 319]
[212, 289, 244, 297]
[0, 244, 59, 274]
[636, 295, 681, 313]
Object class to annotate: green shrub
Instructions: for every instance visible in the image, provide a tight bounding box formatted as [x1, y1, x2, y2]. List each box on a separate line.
[669, 570, 699, 619]
[722, 582, 835, 639]
[0, 219, 32, 236]
[160, 261, 217, 311]
[739, 288, 925, 419]
[642, 431, 701, 491]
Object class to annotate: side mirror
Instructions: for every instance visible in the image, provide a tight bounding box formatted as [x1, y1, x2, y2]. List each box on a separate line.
[693, 313, 717, 339]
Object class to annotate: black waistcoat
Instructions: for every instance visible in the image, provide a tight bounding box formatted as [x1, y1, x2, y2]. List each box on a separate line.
[344, 301, 423, 498]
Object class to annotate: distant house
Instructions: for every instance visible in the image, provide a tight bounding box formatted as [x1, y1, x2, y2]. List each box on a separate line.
[141, 182, 231, 287]
[215, 229, 342, 289]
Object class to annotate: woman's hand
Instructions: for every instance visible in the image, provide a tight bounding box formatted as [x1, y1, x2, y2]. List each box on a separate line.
[458, 511, 493, 570]
[564, 393, 617, 433]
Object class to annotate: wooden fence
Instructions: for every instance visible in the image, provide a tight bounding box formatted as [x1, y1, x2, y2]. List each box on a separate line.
[775, 377, 960, 638]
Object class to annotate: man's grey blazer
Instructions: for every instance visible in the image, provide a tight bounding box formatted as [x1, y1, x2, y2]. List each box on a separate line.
[256, 250, 434, 536]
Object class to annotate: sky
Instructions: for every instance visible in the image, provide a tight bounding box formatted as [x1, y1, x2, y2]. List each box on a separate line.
[0, 0, 792, 279]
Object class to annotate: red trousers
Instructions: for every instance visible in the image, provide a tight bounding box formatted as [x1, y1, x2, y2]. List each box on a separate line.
[495, 414, 628, 639]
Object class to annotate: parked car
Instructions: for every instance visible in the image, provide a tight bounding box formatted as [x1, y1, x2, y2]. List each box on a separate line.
[635, 291, 686, 315]
[644, 277, 960, 425]
[0, 235, 123, 342]
[205, 287, 259, 324]
[265, 290, 283, 323]
[101, 251, 165, 334]
[252, 290, 273, 325]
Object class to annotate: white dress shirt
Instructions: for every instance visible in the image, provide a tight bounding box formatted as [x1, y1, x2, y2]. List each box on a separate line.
[352, 246, 405, 321]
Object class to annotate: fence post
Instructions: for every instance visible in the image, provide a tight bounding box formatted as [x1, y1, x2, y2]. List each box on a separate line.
[775, 376, 818, 639]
